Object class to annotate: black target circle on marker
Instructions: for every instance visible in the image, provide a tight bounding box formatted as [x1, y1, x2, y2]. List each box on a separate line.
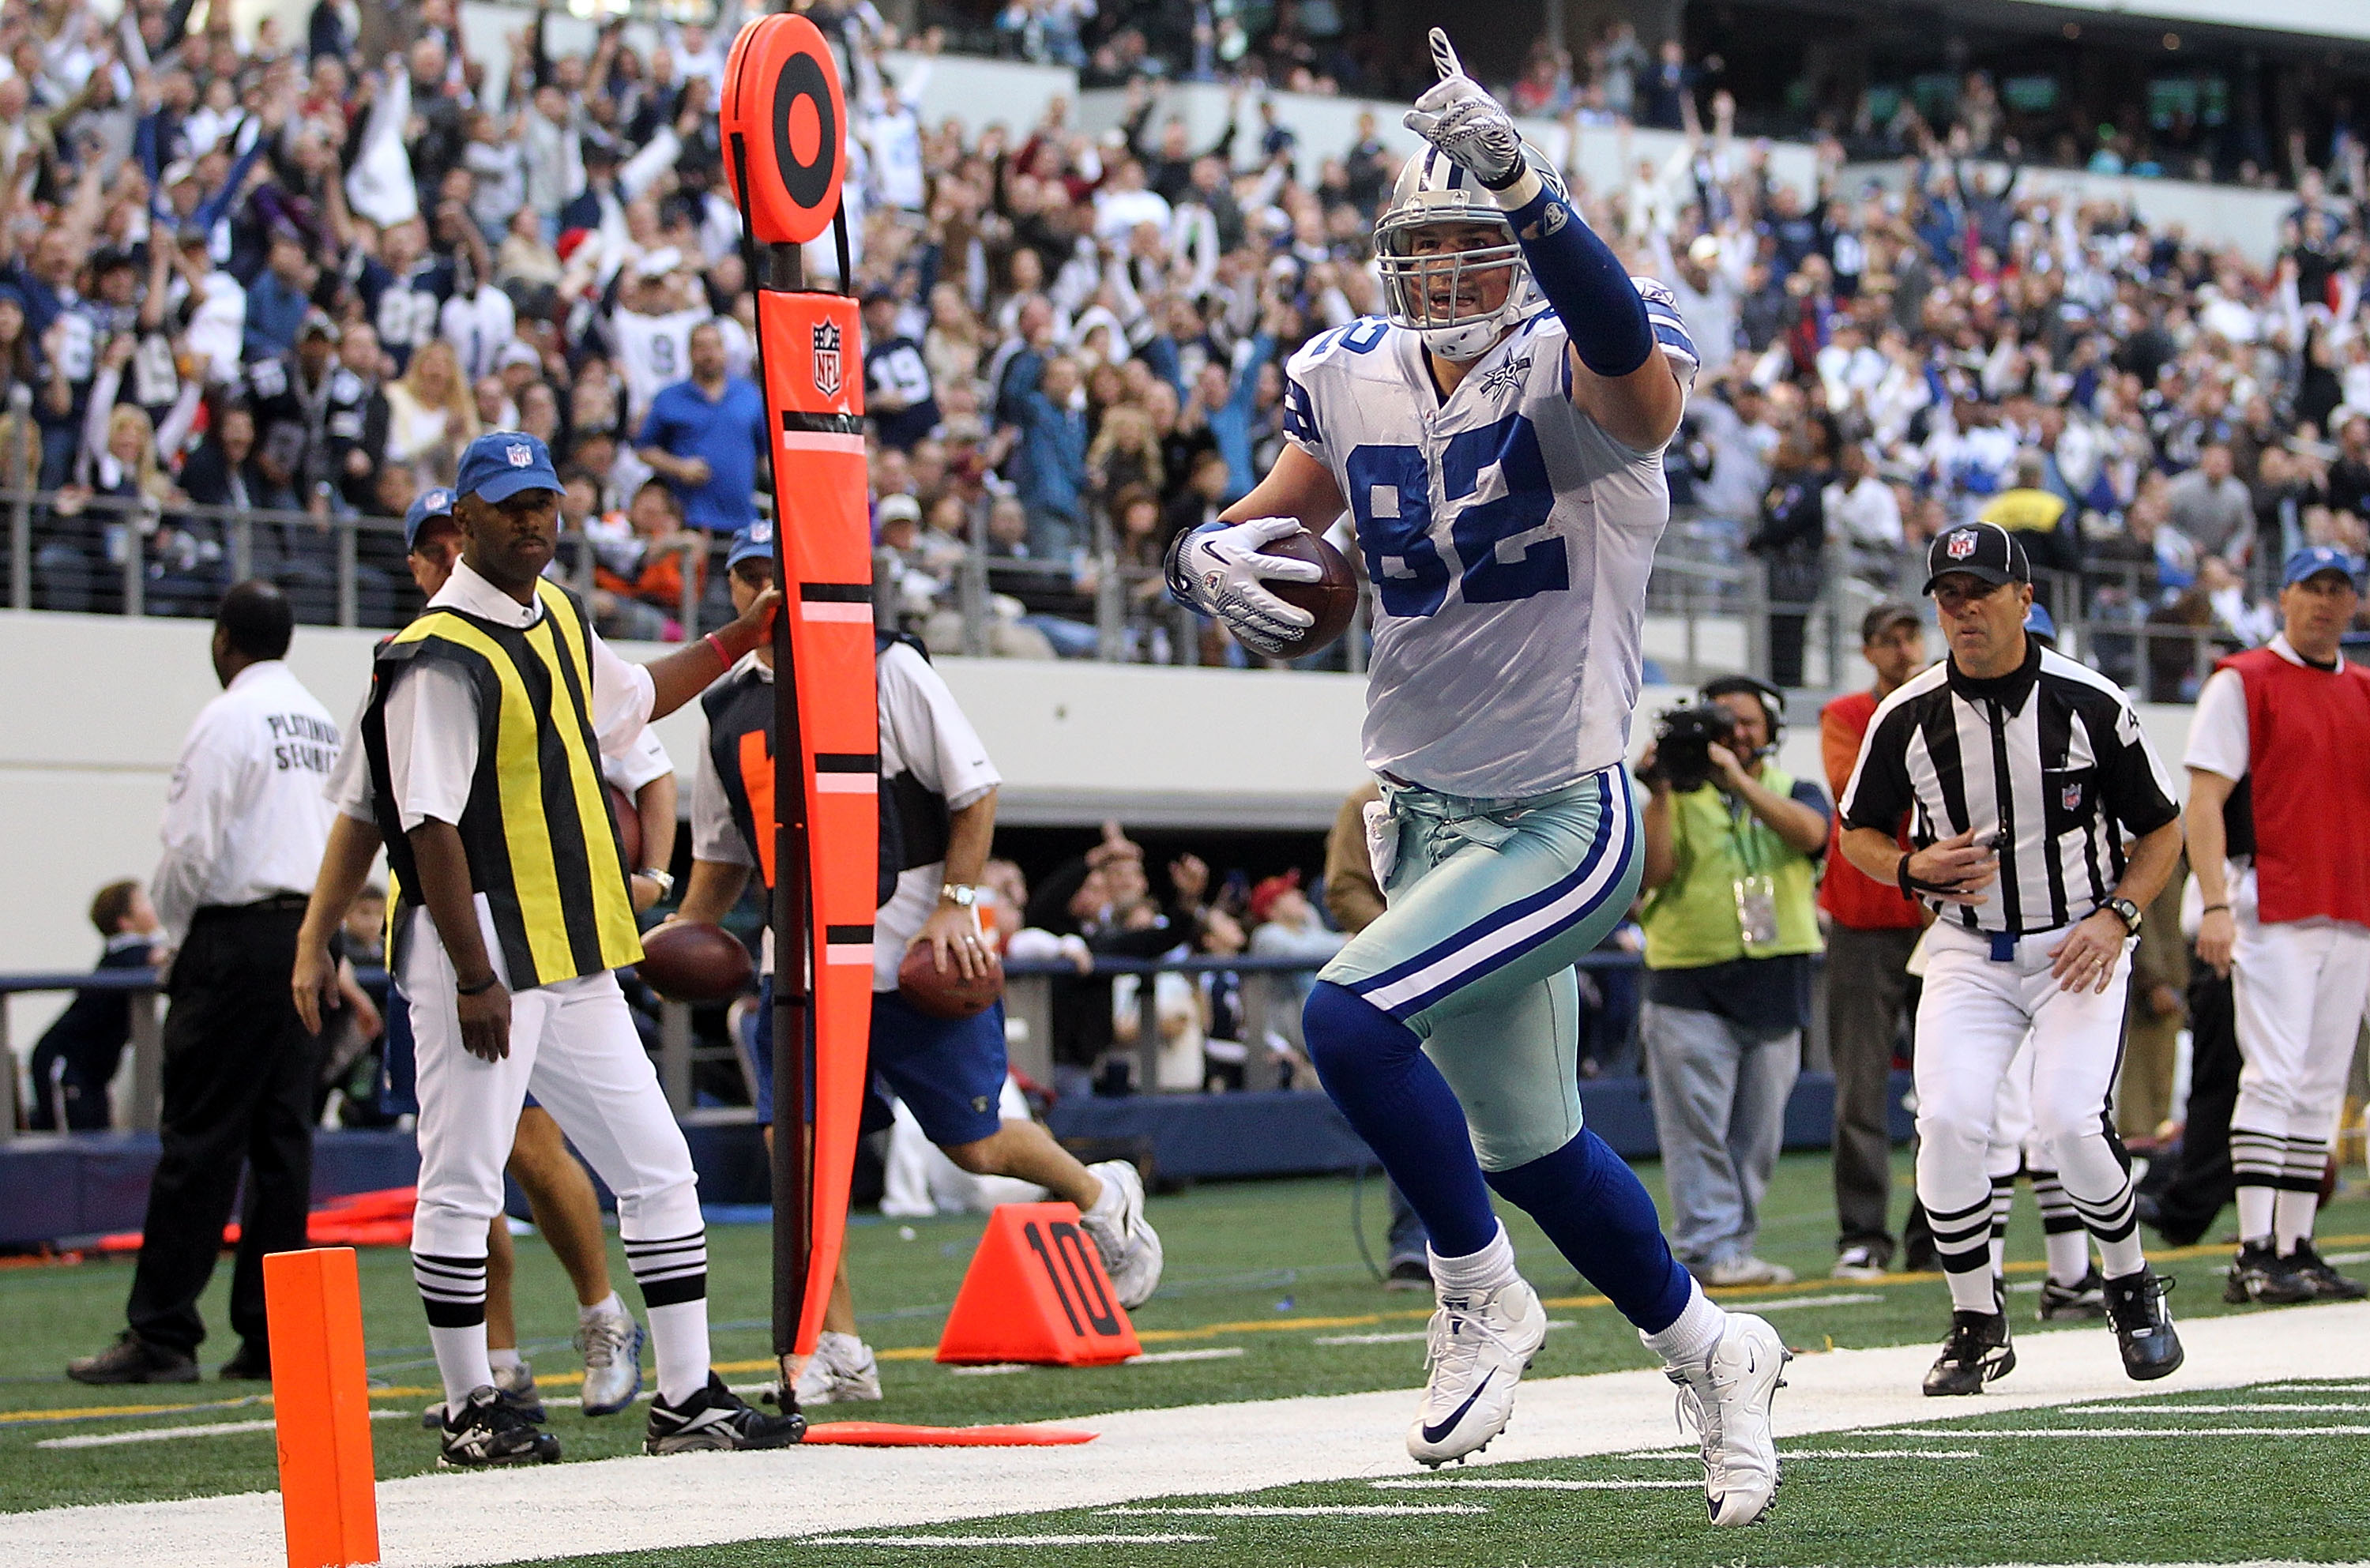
[771, 50, 837, 214]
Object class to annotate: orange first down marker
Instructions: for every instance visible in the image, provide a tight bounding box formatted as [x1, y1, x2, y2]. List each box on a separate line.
[265, 1246, 379, 1568]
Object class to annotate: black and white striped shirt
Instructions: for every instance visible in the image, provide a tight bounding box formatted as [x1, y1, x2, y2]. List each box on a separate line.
[1840, 643, 2180, 937]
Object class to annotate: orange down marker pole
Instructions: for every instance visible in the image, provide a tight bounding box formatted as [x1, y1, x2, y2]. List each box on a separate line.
[264, 1247, 379, 1568]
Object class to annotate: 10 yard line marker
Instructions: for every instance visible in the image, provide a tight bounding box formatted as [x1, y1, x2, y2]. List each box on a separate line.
[1105, 1504, 1489, 1517]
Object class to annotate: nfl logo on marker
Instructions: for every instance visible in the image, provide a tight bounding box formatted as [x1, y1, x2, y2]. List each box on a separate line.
[506, 444, 531, 468]
[812, 321, 842, 399]
[1947, 529, 1977, 560]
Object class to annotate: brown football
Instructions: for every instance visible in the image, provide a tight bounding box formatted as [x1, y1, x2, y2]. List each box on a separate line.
[1258, 527, 1359, 656]
[608, 782, 641, 870]
[897, 938, 1004, 1021]
[637, 921, 754, 1003]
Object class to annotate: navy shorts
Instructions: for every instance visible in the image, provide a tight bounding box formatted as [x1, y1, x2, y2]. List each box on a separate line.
[751, 976, 1006, 1146]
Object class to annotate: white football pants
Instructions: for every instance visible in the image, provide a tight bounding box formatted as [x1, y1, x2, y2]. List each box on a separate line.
[2229, 910, 2370, 1221]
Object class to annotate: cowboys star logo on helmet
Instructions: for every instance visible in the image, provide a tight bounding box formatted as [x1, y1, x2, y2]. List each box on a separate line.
[811, 321, 843, 399]
[1947, 529, 1978, 560]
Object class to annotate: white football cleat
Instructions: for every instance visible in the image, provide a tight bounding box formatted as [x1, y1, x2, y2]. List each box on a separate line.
[575, 1303, 645, 1416]
[1079, 1160, 1164, 1309]
[1405, 1276, 1548, 1468]
[1668, 1310, 1789, 1526]
[792, 1330, 883, 1405]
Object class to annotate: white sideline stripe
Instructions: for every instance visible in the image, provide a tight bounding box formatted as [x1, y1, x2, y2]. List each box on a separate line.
[2320, 1250, 2370, 1265]
[1729, 1292, 1883, 1311]
[1373, 1477, 1696, 1491]
[1104, 1504, 1488, 1516]
[38, 1411, 411, 1450]
[2261, 1381, 2370, 1392]
[1862, 1426, 2370, 1438]
[7, 1303, 2369, 1568]
[1612, 1459, 1981, 1468]
[811, 1535, 1213, 1547]
[1128, 1348, 1245, 1364]
[946, 1363, 1035, 1376]
[2067, 1412, 2370, 1421]
[1319, 1322, 1573, 1347]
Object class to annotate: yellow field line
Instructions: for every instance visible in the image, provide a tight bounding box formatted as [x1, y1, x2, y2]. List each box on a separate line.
[12, 1231, 2364, 1423]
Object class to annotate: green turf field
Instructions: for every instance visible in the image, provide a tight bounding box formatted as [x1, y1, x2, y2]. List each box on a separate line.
[539, 1377, 2370, 1567]
[4, 1148, 2366, 1536]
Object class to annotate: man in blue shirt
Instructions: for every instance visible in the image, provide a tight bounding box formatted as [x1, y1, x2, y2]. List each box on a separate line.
[636, 321, 768, 536]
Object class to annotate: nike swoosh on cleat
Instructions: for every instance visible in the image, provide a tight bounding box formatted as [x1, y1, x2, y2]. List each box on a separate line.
[1419, 1370, 1496, 1446]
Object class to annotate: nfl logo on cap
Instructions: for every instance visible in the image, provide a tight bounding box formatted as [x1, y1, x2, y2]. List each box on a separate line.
[507, 443, 531, 468]
[1947, 529, 1977, 560]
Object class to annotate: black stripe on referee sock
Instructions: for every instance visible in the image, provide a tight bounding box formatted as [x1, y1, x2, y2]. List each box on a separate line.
[1936, 1243, 1992, 1276]
[638, 1270, 709, 1309]
[2274, 1173, 2329, 1193]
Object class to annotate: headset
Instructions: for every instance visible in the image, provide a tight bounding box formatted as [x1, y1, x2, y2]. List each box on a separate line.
[1697, 675, 1786, 762]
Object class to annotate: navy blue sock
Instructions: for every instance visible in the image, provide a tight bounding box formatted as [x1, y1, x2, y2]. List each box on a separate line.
[1303, 981, 1499, 1258]
[1486, 1130, 1692, 1333]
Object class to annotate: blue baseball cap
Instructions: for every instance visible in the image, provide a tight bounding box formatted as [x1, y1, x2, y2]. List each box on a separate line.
[455, 431, 563, 506]
[2022, 601, 2056, 641]
[726, 519, 775, 572]
[402, 487, 454, 551]
[2282, 544, 2362, 588]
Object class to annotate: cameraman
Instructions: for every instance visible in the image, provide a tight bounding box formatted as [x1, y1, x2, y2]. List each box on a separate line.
[1638, 676, 1832, 1288]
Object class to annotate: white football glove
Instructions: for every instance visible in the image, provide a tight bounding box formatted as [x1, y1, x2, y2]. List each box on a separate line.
[1403, 28, 1523, 190]
[1172, 516, 1322, 656]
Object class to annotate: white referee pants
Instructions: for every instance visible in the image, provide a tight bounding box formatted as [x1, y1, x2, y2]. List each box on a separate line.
[1913, 922, 2139, 1310]
[403, 908, 703, 1276]
[2229, 912, 2370, 1239]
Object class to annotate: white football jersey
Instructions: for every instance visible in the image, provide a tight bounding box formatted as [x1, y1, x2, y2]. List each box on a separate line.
[612, 306, 710, 426]
[1283, 291, 1697, 799]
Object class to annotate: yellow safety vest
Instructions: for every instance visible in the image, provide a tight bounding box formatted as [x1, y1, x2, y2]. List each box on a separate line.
[1641, 765, 1823, 971]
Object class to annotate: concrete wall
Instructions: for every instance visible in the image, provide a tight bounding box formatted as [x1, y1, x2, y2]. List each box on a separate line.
[1844, 157, 2300, 263]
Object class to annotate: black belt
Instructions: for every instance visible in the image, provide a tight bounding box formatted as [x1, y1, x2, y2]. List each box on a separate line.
[193, 893, 311, 919]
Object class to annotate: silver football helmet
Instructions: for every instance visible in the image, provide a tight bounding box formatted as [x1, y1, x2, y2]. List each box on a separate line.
[1374, 144, 1565, 362]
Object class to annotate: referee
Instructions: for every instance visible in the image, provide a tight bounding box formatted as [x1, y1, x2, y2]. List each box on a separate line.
[1839, 521, 2186, 1397]
[69, 582, 337, 1385]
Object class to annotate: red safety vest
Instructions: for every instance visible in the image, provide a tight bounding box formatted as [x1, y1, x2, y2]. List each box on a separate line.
[2221, 645, 2370, 927]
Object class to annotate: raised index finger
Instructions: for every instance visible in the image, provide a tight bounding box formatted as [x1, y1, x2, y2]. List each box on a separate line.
[1428, 27, 1466, 82]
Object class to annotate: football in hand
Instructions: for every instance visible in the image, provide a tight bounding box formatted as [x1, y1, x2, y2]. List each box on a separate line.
[637, 921, 754, 1003]
[1257, 527, 1359, 657]
[897, 938, 1004, 1021]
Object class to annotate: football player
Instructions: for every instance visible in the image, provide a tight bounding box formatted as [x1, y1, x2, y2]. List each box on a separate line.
[1168, 31, 1787, 1525]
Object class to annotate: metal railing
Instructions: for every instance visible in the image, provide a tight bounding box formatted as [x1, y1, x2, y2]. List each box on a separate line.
[2, 478, 2268, 695]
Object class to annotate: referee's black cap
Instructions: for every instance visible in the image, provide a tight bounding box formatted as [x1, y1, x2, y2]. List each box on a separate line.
[1923, 521, 2030, 595]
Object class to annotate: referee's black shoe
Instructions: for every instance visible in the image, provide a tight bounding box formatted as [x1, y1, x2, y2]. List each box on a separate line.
[1922, 1310, 2014, 1397]
[438, 1386, 562, 1468]
[2223, 1242, 2315, 1305]
[2288, 1240, 2369, 1302]
[66, 1332, 201, 1386]
[2103, 1268, 2184, 1381]
[645, 1373, 807, 1453]
[2036, 1265, 2108, 1322]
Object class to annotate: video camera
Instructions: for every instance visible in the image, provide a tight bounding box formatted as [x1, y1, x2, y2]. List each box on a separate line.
[1640, 703, 1739, 795]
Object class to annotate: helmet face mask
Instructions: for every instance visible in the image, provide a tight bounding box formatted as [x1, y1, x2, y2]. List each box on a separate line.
[1374, 148, 1559, 363]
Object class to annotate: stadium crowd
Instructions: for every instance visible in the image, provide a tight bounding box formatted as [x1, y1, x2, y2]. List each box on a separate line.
[1, 0, 2363, 687]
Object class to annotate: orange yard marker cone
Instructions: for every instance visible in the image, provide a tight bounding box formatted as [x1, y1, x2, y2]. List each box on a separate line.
[935, 1203, 1142, 1367]
[264, 1247, 379, 1568]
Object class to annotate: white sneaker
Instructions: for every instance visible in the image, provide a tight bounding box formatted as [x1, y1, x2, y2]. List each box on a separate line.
[1700, 1255, 1796, 1288]
[1668, 1311, 1789, 1527]
[1830, 1245, 1887, 1282]
[792, 1331, 882, 1405]
[1405, 1276, 1548, 1468]
[575, 1303, 645, 1416]
[1078, 1160, 1164, 1309]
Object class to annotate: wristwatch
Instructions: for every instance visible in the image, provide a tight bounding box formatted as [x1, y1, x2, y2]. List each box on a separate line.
[2104, 896, 2142, 935]
[635, 867, 676, 898]
[940, 883, 980, 908]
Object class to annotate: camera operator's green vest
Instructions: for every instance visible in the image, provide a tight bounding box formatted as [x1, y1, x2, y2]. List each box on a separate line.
[1641, 765, 1823, 971]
